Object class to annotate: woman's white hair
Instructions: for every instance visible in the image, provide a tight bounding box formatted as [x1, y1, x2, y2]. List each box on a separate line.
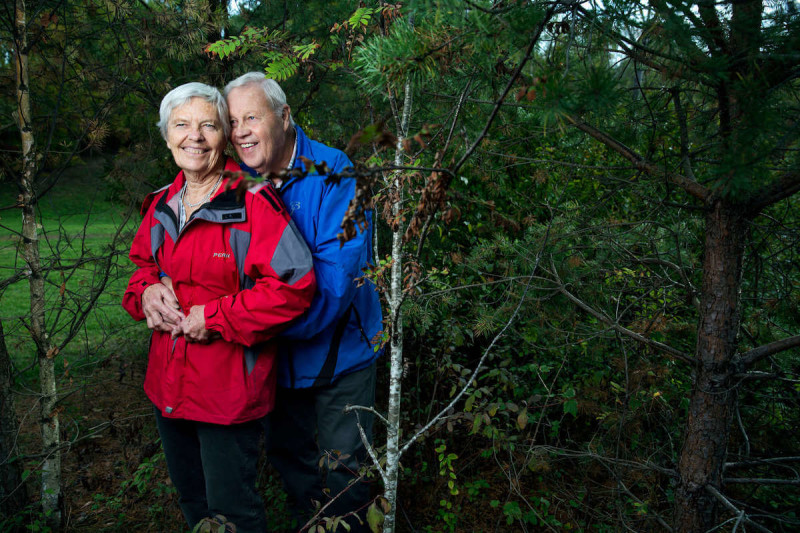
[157, 82, 230, 140]
[224, 72, 295, 127]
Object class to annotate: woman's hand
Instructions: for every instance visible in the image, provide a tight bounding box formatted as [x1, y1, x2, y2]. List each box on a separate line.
[142, 283, 184, 332]
[172, 305, 218, 343]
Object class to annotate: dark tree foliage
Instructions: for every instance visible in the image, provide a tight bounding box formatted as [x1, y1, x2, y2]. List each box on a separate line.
[1, 0, 798, 531]
[320, 0, 800, 530]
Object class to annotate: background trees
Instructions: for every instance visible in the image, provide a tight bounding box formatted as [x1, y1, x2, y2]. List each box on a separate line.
[1, 0, 232, 528]
[1, 0, 799, 532]
[255, 1, 799, 530]
[547, 2, 800, 530]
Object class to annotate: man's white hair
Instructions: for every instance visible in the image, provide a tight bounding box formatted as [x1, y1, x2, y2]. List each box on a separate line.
[224, 72, 295, 126]
[156, 82, 230, 140]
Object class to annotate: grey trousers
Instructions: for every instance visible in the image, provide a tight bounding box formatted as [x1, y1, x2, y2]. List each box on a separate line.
[154, 408, 267, 533]
[266, 364, 377, 532]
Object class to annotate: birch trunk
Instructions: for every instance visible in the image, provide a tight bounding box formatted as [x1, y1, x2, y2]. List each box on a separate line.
[15, 0, 62, 525]
[381, 80, 413, 533]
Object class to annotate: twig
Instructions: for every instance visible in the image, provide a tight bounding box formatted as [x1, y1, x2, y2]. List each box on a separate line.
[398, 213, 556, 458]
[735, 401, 750, 457]
[551, 258, 694, 365]
[670, 87, 697, 182]
[415, 78, 473, 259]
[451, 4, 559, 177]
[726, 456, 800, 469]
[724, 478, 800, 485]
[563, 116, 711, 203]
[705, 484, 774, 533]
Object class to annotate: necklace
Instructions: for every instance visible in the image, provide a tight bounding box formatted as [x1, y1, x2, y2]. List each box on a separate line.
[182, 173, 223, 208]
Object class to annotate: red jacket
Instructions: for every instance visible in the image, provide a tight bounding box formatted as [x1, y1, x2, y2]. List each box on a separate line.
[122, 158, 316, 424]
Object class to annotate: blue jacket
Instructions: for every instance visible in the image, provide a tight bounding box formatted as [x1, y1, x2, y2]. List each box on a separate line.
[242, 126, 383, 388]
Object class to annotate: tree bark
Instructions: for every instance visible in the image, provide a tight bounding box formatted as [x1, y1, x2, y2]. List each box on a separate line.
[15, 0, 62, 526]
[382, 79, 413, 533]
[675, 201, 749, 532]
[0, 319, 26, 517]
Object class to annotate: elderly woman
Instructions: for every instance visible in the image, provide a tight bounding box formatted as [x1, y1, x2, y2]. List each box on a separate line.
[122, 82, 316, 532]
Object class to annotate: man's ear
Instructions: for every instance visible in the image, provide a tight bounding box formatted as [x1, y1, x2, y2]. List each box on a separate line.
[282, 105, 292, 128]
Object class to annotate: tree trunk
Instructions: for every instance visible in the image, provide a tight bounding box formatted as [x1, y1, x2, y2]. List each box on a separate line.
[0, 319, 26, 516]
[15, 0, 62, 526]
[675, 201, 748, 532]
[382, 80, 413, 533]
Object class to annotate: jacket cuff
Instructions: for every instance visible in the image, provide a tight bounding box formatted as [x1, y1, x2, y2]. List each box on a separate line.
[204, 298, 223, 331]
[124, 274, 162, 320]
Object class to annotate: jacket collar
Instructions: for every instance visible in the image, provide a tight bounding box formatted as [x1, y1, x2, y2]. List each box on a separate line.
[152, 158, 247, 241]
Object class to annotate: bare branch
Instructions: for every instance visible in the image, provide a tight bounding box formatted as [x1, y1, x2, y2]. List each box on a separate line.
[344, 404, 390, 428]
[735, 334, 800, 369]
[415, 78, 473, 258]
[732, 371, 799, 382]
[563, 116, 711, 203]
[726, 457, 800, 469]
[299, 469, 370, 533]
[399, 259, 540, 458]
[594, 453, 674, 532]
[724, 478, 800, 486]
[451, 4, 559, 177]
[670, 87, 696, 182]
[705, 485, 774, 533]
[346, 406, 387, 484]
[526, 445, 678, 478]
[636, 257, 698, 300]
[747, 171, 800, 215]
[420, 275, 538, 299]
[551, 258, 695, 365]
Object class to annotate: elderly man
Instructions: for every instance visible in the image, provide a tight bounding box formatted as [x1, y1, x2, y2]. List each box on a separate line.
[147, 73, 384, 531]
[227, 72, 383, 532]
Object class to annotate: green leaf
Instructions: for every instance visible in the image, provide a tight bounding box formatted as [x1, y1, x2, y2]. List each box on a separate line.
[464, 393, 475, 412]
[349, 7, 376, 28]
[263, 51, 299, 81]
[367, 501, 385, 532]
[293, 42, 320, 61]
[517, 409, 528, 429]
[564, 398, 578, 417]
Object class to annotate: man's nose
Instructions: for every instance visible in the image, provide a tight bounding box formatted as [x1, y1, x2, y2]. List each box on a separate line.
[233, 122, 249, 137]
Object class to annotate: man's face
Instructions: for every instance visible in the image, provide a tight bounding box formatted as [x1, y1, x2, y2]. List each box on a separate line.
[227, 84, 292, 175]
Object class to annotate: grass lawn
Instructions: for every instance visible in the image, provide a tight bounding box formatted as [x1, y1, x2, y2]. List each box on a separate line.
[0, 157, 146, 382]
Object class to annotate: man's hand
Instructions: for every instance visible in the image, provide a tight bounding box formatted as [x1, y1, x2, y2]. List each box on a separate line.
[142, 283, 184, 332]
[172, 305, 218, 343]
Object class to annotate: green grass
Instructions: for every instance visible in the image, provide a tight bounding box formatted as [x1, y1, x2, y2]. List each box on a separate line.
[0, 157, 146, 383]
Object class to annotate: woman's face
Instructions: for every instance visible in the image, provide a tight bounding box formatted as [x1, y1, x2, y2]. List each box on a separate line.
[166, 97, 226, 179]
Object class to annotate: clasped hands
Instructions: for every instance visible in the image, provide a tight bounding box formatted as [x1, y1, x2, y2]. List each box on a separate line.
[141, 281, 218, 343]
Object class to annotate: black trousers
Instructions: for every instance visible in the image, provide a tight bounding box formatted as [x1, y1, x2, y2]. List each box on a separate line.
[154, 408, 267, 533]
[266, 364, 377, 532]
